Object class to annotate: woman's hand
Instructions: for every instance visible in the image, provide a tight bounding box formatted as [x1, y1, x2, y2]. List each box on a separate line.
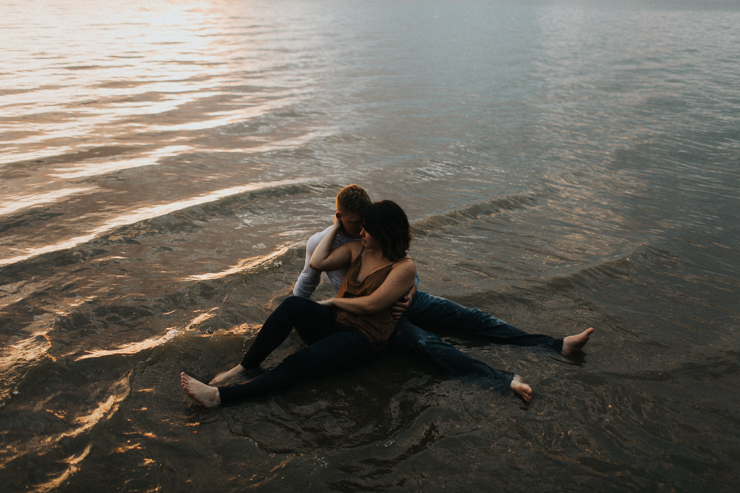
[318, 298, 335, 307]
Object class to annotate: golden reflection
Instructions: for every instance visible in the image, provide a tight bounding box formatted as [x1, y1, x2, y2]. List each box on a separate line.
[70, 381, 129, 435]
[0, 336, 51, 402]
[0, 0, 236, 165]
[186, 308, 218, 329]
[187, 244, 294, 281]
[75, 328, 181, 361]
[51, 145, 191, 179]
[114, 441, 141, 454]
[32, 444, 93, 493]
[0, 179, 303, 268]
[0, 188, 94, 217]
[0, 376, 129, 475]
[144, 96, 306, 133]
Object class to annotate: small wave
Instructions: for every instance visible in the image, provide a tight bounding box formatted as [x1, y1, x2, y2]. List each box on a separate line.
[0, 188, 95, 217]
[186, 242, 302, 281]
[1, 239, 300, 356]
[0, 372, 130, 491]
[50, 145, 191, 179]
[32, 443, 92, 493]
[545, 244, 681, 291]
[443, 243, 683, 314]
[0, 180, 327, 275]
[72, 324, 260, 365]
[0, 144, 135, 168]
[411, 191, 544, 236]
[74, 328, 183, 362]
[0, 210, 64, 236]
[0, 334, 52, 404]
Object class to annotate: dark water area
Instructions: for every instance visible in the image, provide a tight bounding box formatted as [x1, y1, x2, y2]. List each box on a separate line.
[2, 0, 740, 491]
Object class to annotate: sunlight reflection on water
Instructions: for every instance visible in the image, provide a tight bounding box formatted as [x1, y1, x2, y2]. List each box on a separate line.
[1, 1, 739, 492]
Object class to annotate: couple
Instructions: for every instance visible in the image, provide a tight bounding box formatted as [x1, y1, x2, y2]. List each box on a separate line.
[181, 185, 592, 406]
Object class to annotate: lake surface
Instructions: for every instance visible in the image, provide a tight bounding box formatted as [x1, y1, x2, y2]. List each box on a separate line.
[1, 0, 739, 491]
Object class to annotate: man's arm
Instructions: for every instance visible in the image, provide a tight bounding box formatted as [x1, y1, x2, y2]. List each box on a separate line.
[293, 231, 325, 298]
[293, 211, 363, 297]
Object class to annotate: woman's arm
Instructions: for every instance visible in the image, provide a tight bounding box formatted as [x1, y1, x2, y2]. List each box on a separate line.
[323, 259, 416, 315]
[309, 213, 354, 272]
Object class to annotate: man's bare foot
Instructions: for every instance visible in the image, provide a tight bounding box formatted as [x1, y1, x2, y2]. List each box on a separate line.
[181, 372, 221, 408]
[208, 364, 248, 386]
[510, 375, 533, 403]
[561, 327, 594, 356]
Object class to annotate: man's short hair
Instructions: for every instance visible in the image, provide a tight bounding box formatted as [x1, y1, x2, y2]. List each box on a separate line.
[336, 184, 372, 216]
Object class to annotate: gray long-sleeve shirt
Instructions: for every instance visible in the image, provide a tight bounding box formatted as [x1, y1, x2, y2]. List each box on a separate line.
[292, 226, 359, 298]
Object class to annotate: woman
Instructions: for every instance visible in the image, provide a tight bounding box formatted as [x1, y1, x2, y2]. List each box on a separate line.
[181, 200, 417, 407]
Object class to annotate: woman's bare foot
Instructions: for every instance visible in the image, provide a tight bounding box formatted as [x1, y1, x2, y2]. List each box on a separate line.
[510, 375, 533, 403]
[181, 372, 221, 407]
[208, 364, 248, 386]
[561, 327, 594, 356]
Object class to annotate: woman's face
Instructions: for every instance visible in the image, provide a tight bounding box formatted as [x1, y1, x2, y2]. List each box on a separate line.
[360, 228, 379, 250]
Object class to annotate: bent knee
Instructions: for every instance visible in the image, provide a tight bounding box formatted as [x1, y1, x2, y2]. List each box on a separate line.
[281, 296, 306, 309]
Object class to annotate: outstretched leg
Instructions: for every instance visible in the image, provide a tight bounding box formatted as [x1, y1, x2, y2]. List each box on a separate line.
[510, 375, 532, 403]
[389, 318, 515, 393]
[405, 291, 564, 352]
[561, 327, 594, 356]
[181, 373, 221, 407]
[390, 320, 533, 400]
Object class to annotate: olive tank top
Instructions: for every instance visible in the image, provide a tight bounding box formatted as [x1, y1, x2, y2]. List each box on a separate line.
[332, 251, 411, 349]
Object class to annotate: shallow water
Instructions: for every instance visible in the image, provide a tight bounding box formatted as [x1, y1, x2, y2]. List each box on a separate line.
[1, 0, 739, 491]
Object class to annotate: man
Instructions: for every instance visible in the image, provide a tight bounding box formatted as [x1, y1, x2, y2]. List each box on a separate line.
[294, 185, 592, 400]
[294, 185, 369, 298]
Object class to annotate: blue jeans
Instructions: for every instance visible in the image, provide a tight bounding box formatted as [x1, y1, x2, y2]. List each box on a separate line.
[218, 297, 375, 405]
[388, 291, 564, 392]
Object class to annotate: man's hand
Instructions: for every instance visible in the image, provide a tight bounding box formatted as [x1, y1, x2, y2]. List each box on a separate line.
[390, 285, 416, 320]
[318, 298, 335, 307]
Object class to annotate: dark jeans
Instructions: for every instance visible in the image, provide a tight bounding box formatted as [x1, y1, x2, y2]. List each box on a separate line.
[388, 291, 564, 392]
[218, 296, 375, 405]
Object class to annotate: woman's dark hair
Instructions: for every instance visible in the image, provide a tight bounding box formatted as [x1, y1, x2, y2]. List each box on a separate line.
[362, 200, 411, 261]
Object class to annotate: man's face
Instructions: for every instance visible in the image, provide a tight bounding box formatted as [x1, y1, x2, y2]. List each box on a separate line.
[338, 211, 363, 239]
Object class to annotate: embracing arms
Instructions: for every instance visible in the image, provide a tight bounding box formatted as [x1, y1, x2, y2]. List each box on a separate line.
[308, 212, 416, 316]
[321, 258, 416, 315]
[309, 213, 354, 272]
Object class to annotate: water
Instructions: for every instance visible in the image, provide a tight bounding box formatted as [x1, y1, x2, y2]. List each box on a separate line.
[1, 0, 739, 491]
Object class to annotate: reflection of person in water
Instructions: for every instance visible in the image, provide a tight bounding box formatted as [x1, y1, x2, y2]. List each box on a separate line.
[181, 199, 419, 406]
